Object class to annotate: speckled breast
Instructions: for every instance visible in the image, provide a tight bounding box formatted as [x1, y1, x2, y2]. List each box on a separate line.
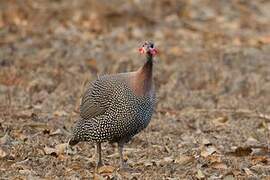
[100, 80, 156, 143]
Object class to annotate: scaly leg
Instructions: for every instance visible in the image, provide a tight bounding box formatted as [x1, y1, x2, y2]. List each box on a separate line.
[96, 142, 103, 169]
[118, 142, 128, 169]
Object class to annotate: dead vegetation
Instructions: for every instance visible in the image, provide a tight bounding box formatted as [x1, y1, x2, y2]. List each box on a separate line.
[0, 0, 270, 179]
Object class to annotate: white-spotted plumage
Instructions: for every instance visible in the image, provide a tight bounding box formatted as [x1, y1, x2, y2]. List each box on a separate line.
[70, 73, 155, 144]
[69, 41, 157, 169]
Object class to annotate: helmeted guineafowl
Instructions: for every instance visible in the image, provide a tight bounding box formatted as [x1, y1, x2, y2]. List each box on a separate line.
[69, 41, 157, 169]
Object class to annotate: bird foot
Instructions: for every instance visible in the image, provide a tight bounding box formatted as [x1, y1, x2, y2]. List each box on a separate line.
[119, 162, 132, 172]
[95, 161, 104, 171]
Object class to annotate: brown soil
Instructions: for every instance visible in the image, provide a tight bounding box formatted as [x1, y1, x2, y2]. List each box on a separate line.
[0, 0, 270, 179]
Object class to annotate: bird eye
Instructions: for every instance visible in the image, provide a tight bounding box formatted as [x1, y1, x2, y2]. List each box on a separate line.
[149, 44, 154, 48]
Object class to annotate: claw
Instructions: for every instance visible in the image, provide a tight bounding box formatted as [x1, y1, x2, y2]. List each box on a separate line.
[95, 161, 104, 171]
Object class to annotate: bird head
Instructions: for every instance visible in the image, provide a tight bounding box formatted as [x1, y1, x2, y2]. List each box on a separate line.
[139, 41, 158, 57]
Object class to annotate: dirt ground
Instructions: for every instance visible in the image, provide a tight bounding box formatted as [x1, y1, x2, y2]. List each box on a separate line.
[0, 0, 270, 179]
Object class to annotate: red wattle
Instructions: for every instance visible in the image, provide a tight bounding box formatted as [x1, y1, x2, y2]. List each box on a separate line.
[139, 48, 145, 54]
[150, 48, 158, 56]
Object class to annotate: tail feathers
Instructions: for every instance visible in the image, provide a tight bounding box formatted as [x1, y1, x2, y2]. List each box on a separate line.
[68, 137, 79, 146]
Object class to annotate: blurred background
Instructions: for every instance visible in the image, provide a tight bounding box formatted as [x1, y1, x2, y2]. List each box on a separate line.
[0, 0, 270, 179]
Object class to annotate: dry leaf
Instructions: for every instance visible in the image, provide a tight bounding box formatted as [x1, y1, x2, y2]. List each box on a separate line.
[207, 155, 221, 163]
[201, 145, 217, 157]
[211, 162, 227, 169]
[50, 129, 63, 136]
[163, 156, 174, 163]
[196, 169, 205, 179]
[70, 162, 83, 171]
[44, 146, 57, 156]
[53, 110, 68, 117]
[212, 116, 228, 126]
[223, 174, 235, 180]
[57, 154, 68, 161]
[251, 156, 268, 165]
[250, 164, 270, 174]
[0, 148, 7, 158]
[144, 161, 153, 167]
[55, 143, 68, 155]
[107, 153, 118, 158]
[44, 143, 70, 156]
[19, 169, 33, 175]
[202, 138, 211, 145]
[175, 155, 194, 165]
[13, 130, 27, 141]
[14, 110, 33, 119]
[97, 165, 115, 174]
[243, 168, 254, 176]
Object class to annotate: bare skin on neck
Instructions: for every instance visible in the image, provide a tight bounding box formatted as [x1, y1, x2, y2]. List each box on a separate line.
[129, 58, 153, 96]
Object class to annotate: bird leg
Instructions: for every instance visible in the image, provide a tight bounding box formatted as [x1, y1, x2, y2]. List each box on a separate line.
[95, 143, 103, 169]
[118, 142, 128, 169]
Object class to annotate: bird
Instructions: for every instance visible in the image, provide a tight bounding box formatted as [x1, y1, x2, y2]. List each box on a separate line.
[68, 41, 157, 170]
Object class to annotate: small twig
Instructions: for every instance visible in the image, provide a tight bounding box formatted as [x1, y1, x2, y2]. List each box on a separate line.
[14, 158, 30, 165]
